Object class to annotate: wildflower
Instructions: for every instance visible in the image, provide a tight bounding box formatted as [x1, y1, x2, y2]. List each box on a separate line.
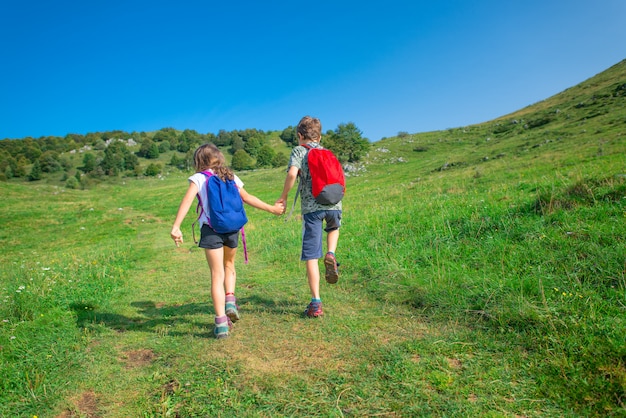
[10, 336, 16, 340]
[42, 267, 51, 271]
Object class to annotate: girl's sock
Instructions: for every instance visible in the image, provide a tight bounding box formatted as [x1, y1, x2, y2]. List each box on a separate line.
[225, 294, 240, 322]
[311, 298, 321, 303]
[214, 315, 231, 339]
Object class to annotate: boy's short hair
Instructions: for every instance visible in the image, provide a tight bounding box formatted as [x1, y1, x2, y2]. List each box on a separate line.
[297, 116, 322, 142]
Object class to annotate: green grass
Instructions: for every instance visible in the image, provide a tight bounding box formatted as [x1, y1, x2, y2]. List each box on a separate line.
[1, 60, 626, 417]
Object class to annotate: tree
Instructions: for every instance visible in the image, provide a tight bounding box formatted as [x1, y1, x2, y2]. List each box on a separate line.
[230, 137, 245, 155]
[15, 157, 28, 177]
[158, 140, 171, 153]
[215, 130, 233, 147]
[244, 134, 264, 157]
[137, 138, 159, 159]
[153, 128, 178, 143]
[65, 176, 79, 189]
[100, 143, 125, 175]
[81, 152, 97, 173]
[28, 159, 42, 181]
[256, 145, 276, 168]
[231, 149, 255, 171]
[100, 141, 138, 175]
[325, 122, 370, 163]
[144, 163, 162, 176]
[271, 152, 289, 168]
[24, 145, 42, 162]
[124, 152, 139, 171]
[280, 126, 298, 146]
[170, 154, 184, 169]
[39, 151, 62, 173]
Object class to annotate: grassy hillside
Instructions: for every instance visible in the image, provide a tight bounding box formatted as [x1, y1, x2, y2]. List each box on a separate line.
[1, 60, 625, 417]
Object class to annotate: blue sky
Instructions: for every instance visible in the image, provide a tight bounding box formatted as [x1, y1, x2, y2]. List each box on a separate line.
[1, 1, 625, 142]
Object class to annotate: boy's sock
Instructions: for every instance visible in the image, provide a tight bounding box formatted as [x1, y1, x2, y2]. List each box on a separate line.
[311, 298, 322, 303]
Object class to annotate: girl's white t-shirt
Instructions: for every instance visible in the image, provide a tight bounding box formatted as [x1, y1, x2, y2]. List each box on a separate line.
[189, 170, 244, 226]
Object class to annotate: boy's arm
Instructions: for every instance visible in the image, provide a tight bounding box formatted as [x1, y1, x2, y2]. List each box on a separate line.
[239, 188, 284, 215]
[277, 165, 300, 205]
[171, 181, 199, 246]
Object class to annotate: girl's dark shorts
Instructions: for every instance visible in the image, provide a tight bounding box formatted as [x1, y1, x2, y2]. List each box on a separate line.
[198, 224, 239, 249]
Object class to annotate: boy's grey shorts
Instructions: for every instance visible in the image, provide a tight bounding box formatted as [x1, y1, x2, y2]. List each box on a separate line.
[301, 210, 342, 261]
[199, 224, 239, 249]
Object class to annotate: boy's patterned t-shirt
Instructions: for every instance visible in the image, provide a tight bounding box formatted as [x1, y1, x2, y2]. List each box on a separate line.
[288, 143, 342, 215]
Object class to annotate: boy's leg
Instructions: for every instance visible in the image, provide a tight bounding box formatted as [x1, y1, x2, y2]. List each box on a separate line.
[327, 229, 339, 254]
[302, 212, 324, 317]
[306, 259, 321, 300]
[324, 211, 341, 284]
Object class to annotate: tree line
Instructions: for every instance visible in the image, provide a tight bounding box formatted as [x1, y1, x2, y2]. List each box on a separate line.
[0, 123, 369, 187]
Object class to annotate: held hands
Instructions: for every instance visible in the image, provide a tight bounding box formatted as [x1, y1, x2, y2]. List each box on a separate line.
[272, 200, 286, 216]
[171, 227, 183, 247]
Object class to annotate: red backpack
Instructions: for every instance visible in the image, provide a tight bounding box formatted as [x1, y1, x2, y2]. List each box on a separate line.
[287, 144, 345, 220]
[302, 144, 345, 205]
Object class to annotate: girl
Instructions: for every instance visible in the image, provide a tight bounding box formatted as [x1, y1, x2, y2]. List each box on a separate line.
[171, 143, 284, 339]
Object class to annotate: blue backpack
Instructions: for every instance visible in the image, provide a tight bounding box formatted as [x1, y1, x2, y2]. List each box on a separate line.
[194, 170, 249, 261]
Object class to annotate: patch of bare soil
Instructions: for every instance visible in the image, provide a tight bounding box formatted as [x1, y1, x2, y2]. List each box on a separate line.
[120, 348, 156, 368]
[55, 390, 99, 418]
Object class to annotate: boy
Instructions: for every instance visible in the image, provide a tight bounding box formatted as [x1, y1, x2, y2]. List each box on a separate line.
[277, 116, 342, 318]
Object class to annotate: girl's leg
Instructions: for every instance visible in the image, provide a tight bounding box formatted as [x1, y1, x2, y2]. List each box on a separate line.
[205, 248, 226, 317]
[223, 246, 240, 321]
[223, 246, 237, 294]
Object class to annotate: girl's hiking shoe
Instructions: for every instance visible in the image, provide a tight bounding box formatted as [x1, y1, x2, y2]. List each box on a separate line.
[305, 301, 323, 318]
[214, 316, 233, 339]
[225, 301, 240, 322]
[324, 252, 339, 284]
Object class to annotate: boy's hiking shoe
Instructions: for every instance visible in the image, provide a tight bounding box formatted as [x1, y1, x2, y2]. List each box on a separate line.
[324, 252, 339, 284]
[305, 301, 323, 318]
[214, 316, 233, 339]
[225, 301, 240, 322]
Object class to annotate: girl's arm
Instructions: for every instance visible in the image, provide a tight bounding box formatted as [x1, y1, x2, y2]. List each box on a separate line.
[171, 181, 199, 246]
[239, 187, 284, 215]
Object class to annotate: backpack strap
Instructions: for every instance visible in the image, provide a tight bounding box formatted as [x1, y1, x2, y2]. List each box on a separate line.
[241, 226, 248, 264]
[286, 177, 301, 222]
[192, 171, 214, 243]
[286, 144, 313, 222]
